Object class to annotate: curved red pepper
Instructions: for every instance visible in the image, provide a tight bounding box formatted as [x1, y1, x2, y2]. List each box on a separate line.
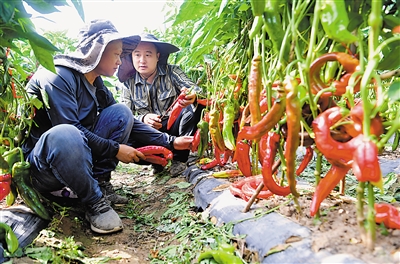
[241, 176, 273, 200]
[230, 175, 272, 201]
[136, 146, 173, 160]
[374, 203, 400, 229]
[167, 92, 187, 130]
[310, 52, 360, 98]
[200, 147, 222, 170]
[262, 132, 291, 196]
[296, 146, 314, 176]
[237, 91, 286, 142]
[144, 155, 168, 167]
[312, 106, 363, 165]
[232, 140, 252, 177]
[310, 165, 350, 216]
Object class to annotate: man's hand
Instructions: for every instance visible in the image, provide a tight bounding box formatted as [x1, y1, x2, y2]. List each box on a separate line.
[143, 113, 163, 130]
[173, 136, 194, 150]
[117, 144, 146, 163]
[179, 88, 196, 108]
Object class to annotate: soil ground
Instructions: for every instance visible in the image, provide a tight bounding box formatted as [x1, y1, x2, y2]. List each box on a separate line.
[2, 149, 400, 263]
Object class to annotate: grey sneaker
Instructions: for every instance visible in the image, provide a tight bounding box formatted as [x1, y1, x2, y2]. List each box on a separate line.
[169, 160, 187, 177]
[99, 181, 129, 204]
[85, 197, 123, 234]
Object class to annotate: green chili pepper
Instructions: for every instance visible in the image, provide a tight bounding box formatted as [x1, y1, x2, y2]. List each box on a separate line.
[197, 118, 209, 158]
[392, 130, 400, 151]
[0, 154, 9, 171]
[0, 222, 19, 254]
[319, 0, 358, 44]
[12, 161, 51, 220]
[222, 101, 236, 151]
[249, 15, 263, 40]
[3, 147, 21, 173]
[198, 243, 243, 264]
[250, 0, 265, 17]
[264, 0, 287, 60]
[6, 181, 17, 206]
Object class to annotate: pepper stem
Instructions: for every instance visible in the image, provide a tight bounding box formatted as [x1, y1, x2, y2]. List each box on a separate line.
[356, 182, 367, 242]
[366, 183, 376, 250]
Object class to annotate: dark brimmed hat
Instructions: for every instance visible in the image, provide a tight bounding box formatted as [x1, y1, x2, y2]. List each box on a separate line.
[54, 19, 141, 74]
[117, 33, 179, 82]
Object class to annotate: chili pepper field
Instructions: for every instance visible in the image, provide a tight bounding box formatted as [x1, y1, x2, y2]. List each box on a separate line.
[1, 0, 400, 263]
[1, 150, 399, 263]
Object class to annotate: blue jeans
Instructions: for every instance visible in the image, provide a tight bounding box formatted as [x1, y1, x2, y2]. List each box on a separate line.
[27, 104, 133, 205]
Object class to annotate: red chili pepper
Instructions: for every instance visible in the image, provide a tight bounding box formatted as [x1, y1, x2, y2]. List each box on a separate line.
[261, 132, 291, 196]
[312, 106, 363, 165]
[352, 140, 381, 183]
[0, 173, 12, 201]
[310, 165, 350, 216]
[374, 203, 400, 229]
[197, 98, 213, 106]
[258, 133, 269, 164]
[350, 102, 383, 137]
[136, 146, 173, 160]
[201, 147, 222, 170]
[167, 91, 187, 130]
[310, 52, 360, 98]
[144, 155, 168, 167]
[241, 176, 273, 200]
[296, 146, 314, 176]
[230, 175, 272, 201]
[191, 129, 201, 152]
[232, 140, 252, 177]
[237, 90, 286, 142]
[284, 78, 301, 197]
[221, 149, 233, 165]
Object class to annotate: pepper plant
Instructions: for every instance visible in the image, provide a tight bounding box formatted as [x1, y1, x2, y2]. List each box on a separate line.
[0, 0, 84, 217]
[164, 0, 400, 251]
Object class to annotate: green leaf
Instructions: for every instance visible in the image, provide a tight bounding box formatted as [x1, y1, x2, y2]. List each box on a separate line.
[29, 40, 56, 73]
[173, 1, 215, 25]
[174, 182, 192, 189]
[26, 32, 59, 51]
[0, 1, 17, 23]
[23, 0, 64, 14]
[70, 0, 85, 21]
[388, 81, 400, 103]
[30, 96, 43, 110]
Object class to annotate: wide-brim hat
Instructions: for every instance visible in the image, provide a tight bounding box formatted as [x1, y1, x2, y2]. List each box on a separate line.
[117, 33, 179, 82]
[54, 19, 141, 74]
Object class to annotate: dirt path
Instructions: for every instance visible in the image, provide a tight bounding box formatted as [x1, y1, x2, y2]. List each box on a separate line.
[1, 149, 400, 263]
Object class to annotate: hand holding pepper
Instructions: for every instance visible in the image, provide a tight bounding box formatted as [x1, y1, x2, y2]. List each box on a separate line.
[117, 144, 146, 164]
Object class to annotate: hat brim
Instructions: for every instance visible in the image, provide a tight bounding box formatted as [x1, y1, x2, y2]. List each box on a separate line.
[139, 35, 180, 55]
[54, 32, 141, 74]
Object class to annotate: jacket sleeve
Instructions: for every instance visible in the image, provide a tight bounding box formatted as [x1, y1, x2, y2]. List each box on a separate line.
[32, 67, 120, 158]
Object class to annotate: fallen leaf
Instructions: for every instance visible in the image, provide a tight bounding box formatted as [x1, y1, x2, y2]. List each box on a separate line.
[265, 244, 291, 256]
[285, 235, 302, 243]
[212, 183, 231, 192]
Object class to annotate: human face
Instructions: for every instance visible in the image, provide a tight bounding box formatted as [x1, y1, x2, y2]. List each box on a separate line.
[131, 42, 159, 76]
[95, 40, 123, 77]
